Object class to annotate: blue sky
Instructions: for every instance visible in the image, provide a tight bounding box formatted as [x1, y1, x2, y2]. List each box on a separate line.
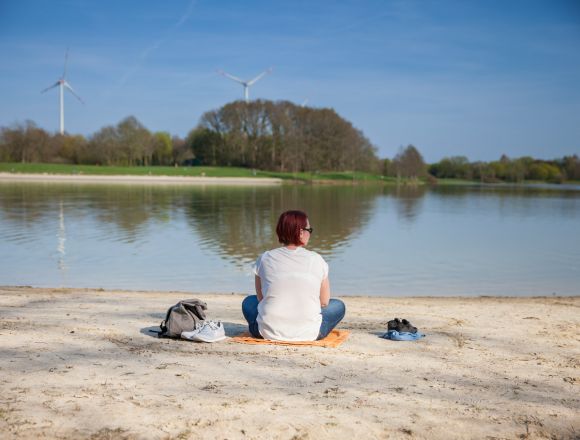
[1, 0, 579, 162]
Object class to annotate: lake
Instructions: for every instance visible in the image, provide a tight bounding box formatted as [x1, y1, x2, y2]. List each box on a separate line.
[0, 181, 578, 296]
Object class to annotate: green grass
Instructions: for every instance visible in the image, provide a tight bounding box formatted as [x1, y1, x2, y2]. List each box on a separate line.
[0, 162, 395, 183]
[258, 169, 393, 182]
[9, 162, 572, 186]
[0, 162, 260, 178]
[433, 178, 481, 186]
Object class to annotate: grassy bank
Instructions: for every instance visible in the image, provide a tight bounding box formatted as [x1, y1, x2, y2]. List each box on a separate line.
[4, 163, 575, 186]
[0, 162, 394, 183]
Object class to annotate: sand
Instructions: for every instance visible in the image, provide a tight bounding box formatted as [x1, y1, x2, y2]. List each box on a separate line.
[0, 287, 578, 440]
[0, 173, 282, 185]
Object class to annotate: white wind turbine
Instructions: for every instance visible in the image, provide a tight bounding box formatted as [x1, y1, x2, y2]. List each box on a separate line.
[217, 67, 272, 103]
[41, 49, 84, 135]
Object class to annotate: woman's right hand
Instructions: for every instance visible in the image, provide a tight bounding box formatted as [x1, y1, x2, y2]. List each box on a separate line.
[255, 275, 263, 301]
[320, 277, 330, 307]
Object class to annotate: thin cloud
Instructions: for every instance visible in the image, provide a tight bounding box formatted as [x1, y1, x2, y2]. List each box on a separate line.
[119, 0, 196, 85]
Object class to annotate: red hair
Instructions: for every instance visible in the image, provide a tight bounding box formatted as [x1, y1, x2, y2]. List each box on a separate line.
[276, 210, 308, 246]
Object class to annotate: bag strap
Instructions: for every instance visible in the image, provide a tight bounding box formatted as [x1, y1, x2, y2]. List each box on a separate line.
[153, 318, 168, 338]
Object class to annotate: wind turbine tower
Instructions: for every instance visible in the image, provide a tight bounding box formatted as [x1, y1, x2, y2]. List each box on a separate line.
[42, 49, 84, 134]
[218, 68, 272, 103]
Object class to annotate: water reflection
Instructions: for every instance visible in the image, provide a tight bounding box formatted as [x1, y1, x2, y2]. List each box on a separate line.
[0, 183, 179, 243]
[184, 185, 381, 264]
[0, 181, 579, 295]
[384, 185, 428, 224]
[57, 200, 67, 276]
[427, 184, 580, 218]
[1, 182, 578, 251]
[0, 182, 382, 265]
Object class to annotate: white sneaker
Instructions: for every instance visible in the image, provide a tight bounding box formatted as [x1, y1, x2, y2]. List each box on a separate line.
[181, 323, 204, 341]
[186, 321, 226, 343]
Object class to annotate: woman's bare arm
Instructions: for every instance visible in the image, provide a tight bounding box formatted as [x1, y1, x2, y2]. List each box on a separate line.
[255, 275, 263, 301]
[320, 277, 330, 307]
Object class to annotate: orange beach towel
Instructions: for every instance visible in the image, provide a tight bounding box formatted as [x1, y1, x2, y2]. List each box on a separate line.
[230, 329, 350, 348]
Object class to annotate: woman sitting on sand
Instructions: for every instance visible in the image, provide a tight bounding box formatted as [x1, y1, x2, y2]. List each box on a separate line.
[242, 210, 345, 341]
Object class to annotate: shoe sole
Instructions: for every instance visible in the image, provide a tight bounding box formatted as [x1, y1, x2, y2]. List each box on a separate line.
[190, 335, 227, 343]
[181, 331, 202, 340]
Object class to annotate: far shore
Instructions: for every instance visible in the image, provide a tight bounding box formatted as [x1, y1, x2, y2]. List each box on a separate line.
[1, 169, 578, 188]
[1, 286, 578, 439]
[0, 172, 283, 185]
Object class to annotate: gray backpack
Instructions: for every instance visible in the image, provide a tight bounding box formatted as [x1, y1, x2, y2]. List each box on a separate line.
[157, 299, 207, 338]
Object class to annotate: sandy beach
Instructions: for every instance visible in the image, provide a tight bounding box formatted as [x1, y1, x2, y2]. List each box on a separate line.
[0, 173, 283, 186]
[0, 287, 578, 439]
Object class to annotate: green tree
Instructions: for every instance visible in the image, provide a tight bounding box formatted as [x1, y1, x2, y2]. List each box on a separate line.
[171, 135, 193, 166]
[380, 158, 391, 177]
[528, 162, 562, 182]
[187, 127, 222, 166]
[51, 133, 87, 164]
[151, 132, 173, 166]
[116, 116, 151, 166]
[429, 156, 471, 179]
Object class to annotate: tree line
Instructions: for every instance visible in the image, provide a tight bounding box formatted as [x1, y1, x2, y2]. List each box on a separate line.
[0, 99, 578, 183]
[379, 147, 580, 183]
[0, 100, 378, 172]
[189, 100, 378, 172]
[427, 154, 580, 183]
[0, 117, 192, 167]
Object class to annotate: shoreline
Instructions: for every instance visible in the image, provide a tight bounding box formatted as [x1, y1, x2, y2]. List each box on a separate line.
[0, 172, 283, 185]
[1, 286, 578, 439]
[2, 284, 578, 299]
[1, 171, 579, 189]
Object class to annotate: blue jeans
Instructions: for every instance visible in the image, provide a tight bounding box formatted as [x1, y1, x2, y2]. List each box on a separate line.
[241, 295, 346, 340]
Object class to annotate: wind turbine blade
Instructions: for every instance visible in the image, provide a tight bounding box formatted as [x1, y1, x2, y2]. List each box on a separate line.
[63, 47, 69, 78]
[217, 69, 245, 84]
[64, 82, 84, 104]
[247, 67, 272, 86]
[41, 82, 60, 93]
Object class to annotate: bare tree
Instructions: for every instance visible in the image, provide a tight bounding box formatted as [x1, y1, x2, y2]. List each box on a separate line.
[392, 145, 426, 182]
[196, 100, 378, 173]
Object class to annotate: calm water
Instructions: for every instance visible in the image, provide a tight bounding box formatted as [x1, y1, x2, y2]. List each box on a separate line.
[0, 182, 579, 296]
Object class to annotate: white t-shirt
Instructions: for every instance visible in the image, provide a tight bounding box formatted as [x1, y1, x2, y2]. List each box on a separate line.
[254, 246, 329, 341]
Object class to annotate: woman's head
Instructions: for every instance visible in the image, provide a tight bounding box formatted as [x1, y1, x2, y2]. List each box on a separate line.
[276, 210, 311, 246]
